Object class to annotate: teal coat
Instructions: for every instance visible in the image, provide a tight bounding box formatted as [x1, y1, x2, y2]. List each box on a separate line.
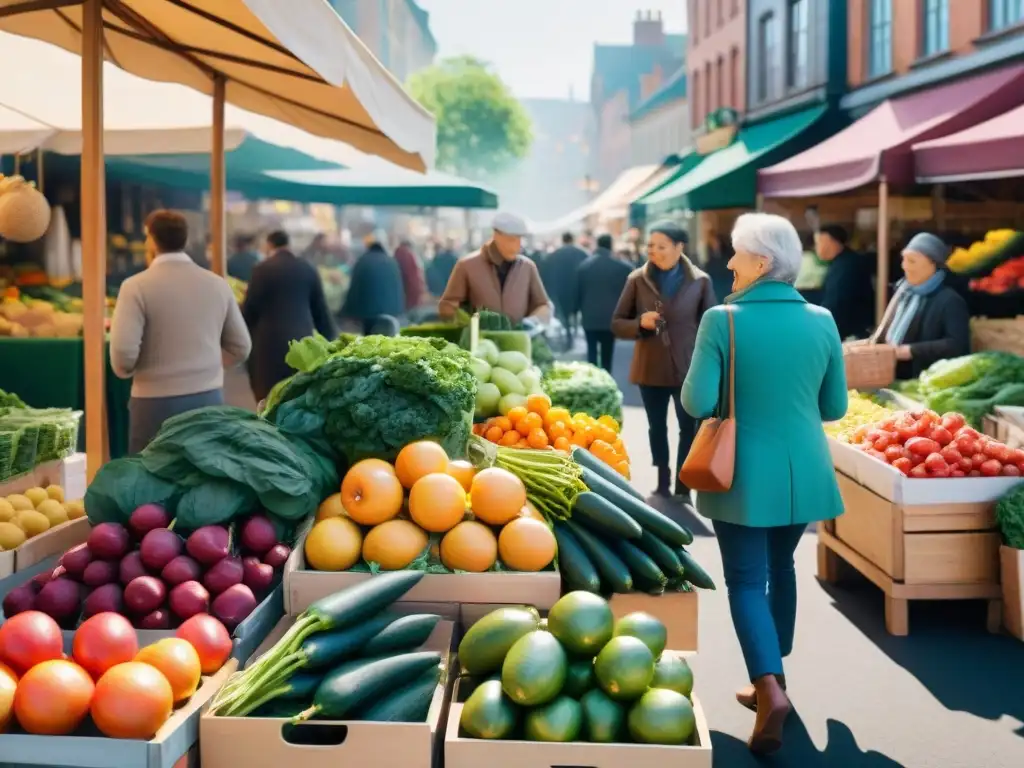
[681, 281, 848, 527]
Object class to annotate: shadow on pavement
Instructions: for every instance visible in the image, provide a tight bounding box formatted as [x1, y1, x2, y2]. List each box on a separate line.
[712, 714, 906, 767]
[646, 495, 715, 537]
[820, 577, 1024, 735]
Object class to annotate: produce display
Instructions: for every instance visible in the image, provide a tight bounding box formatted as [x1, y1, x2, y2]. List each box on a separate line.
[470, 340, 544, 420]
[542, 362, 624, 423]
[847, 409, 1024, 478]
[970, 254, 1024, 295]
[824, 391, 895, 440]
[897, 352, 1024, 427]
[3, 508, 289, 630]
[306, 441, 557, 574]
[402, 309, 555, 371]
[0, 609, 231, 739]
[947, 229, 1024, 275]
[226, 277, 247, 305]
[457, 592, 698, 745]
[0, 398, 81, 481]
[996, 483, 1024, 549]
[210, 571, 443, 721]
[0, 483, 83, 553]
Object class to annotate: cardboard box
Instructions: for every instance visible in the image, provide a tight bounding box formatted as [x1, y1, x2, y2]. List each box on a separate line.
[1001, 545, 1024, 641]
[984, 413, 1024, 449]
[0, 517, 90, 579]
[201, 615, 457, 768]
[0, 657, 237, 768]
[444, 676, 713, 768]
[609, 590, 699, 652]
[0, 454, 87, 500]
[283, 533, 561, 615]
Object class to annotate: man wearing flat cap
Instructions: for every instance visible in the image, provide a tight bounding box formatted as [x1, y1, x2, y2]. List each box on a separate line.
[815, 224, 874, 340]
[439, 211, 553, 325]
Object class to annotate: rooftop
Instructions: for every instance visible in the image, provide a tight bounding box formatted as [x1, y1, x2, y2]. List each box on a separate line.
[629, 64, 687, 122]
[592, 43, 684, 110]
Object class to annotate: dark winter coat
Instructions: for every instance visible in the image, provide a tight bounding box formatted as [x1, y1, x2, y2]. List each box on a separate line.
[543, 244, 588, 317]
[426, 250, 458, 296]
[820, 247, 875, 341]
[880, 285, 971, 380]
[577, 248, 633, 331]
[340, 244, 405, 322]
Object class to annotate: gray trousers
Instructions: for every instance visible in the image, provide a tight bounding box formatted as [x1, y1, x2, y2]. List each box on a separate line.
[128, 388, 224, 454]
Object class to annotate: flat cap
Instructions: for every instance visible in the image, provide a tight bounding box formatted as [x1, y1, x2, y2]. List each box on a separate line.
[492, 211, 529, 237]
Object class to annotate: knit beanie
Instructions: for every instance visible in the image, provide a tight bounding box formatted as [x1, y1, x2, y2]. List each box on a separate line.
[904, 232, 951, 266]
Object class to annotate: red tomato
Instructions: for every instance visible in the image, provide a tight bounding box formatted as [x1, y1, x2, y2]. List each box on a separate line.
[984, 442, 1011, 462]
[895, 423, 919, 442]
[1018, 462, 1024, 475]
[879, 418, 897, 432]
[929, 464, 951, 478]
[924, 453, 947, 473]
[0, 611, 63, 674]
[73, 613, 139, 680]
[909, 464, 929, 478]
[955, 435, 979, 455]
[980, 459, 1003, 477]
[906, 437, 940, 457]
[853, 425, 871, 443]
[884, 445, 904, 463]
[867, 449, 887, 463]
[929, 427, 953, 446]
[873, 433, 896, 451]
[969, 469, 982, 477]
[1010, 448, 1024, 464]
[959, 457, 974, 472]
[891, 457, 913, 475]
[865, 429, 885, 444]
[175, 614, 231, 675]
[13, 660, 93, 735]
[971, 453, 989, 470]
[940, 446, 963, 465]
[956, 426, 981, 440]
[951, 469, 966, 477]
[940, 413, 966, 433]
[1002, 464, 1022, 477]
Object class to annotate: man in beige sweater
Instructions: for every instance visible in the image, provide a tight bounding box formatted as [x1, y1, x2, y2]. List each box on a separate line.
[110, 210, 251, 453]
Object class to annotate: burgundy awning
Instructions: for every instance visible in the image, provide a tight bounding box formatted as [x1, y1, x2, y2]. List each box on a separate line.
[913, 102, 1024, 182]
[758, 64, 1024, 197]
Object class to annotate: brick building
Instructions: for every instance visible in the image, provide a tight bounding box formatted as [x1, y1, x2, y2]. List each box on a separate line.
[330, 0, 437, 83]
[629, 66, 690, 166]
[687, 0, 746, 129]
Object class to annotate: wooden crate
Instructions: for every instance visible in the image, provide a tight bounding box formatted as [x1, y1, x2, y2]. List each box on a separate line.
[819, 471, 1002, 636]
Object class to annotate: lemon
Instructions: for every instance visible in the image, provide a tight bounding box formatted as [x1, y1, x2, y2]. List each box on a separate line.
[37, 499, 69, 527]
[13, 509, 49, 538]
[0, 522, 26, 550]
[6, 494, 34, 512]
[45, 484, 65, 503]
[23, 487, 49, 508]
[64, 500, 86, 520]
[0, 498, 14, 523]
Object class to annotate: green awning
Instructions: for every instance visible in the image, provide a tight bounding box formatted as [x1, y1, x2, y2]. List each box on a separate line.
[629, 151, 703, 224]
[641, 106, 827, 215]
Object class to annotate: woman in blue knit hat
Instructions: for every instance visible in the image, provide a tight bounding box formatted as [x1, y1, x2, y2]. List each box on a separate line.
[876, 232, 971, 380]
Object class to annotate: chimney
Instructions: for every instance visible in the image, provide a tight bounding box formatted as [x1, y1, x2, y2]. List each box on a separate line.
[634, 8, 665, 46]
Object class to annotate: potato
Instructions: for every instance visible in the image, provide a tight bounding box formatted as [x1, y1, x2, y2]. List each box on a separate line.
[14, 509, 49, 537]
[37, 499, 68, 527]
[6, 494, 33, 511]
[0, 498, 14, 522]
[46, 485, 65, 502]
[64, 500, 86, 520]
[23, 487, 48, 507]
[0, 521, 26, 550]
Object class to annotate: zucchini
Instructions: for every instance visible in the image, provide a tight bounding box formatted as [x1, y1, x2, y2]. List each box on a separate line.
[250, 696, 313, 719]
[297, 652, 442, 721]
[301, 613, 397, 669]
[580, 467, 693, 547]
[571, 447, 644, 501]
[564, 520, 633, 594]
[359, 614, 441, 657]
[609, 539, 666, 589]
[634, 530, 685, 576]
[359, 667, 440, 722]
[677, 548, 716, 590]
[552, 521, 602, 593]
[226, 671, 325, 717]
[572, 492, 642, 540]
[303, 570, 425, 631]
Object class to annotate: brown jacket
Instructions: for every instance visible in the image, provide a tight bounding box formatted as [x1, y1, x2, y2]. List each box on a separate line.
[438, 243, 552, 324]
[611, 257, 717, 387]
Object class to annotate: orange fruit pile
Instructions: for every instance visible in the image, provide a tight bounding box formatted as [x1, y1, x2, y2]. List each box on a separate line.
[472, 394, 631, 477]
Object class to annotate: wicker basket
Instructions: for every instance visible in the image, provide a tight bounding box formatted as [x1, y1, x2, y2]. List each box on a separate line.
[844, 343, 897, 390]
[971, 316, 1024, 356]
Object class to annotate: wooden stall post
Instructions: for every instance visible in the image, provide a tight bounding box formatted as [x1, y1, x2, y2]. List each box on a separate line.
[210, 75, 227, 276]
[875, 176, 890, 326]
[81, 0, 109, 482]
[35, 148, 44, 194]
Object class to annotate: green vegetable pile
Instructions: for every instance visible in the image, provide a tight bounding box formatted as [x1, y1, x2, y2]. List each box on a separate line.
[0, 399, 80, 481]
[996, 483, 1024, 549]
[264, 335, 478, 464]
[542, 362, 624, 422]
[898, 352, 1024, 427]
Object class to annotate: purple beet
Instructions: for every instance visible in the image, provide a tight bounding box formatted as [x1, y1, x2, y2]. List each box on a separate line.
[169, 581, 210, 620]
[87, 522, 131, 559]
[124, 575, 166, 615]
[240, 515, 277, 556]
[262, 544, 291, 570]
[119, 551, 148, 585]
[31, 570, 53, 590]
[242, 556, 274, 594]
[59, 543, 93, 580]
[211, 584, 257, 630]
[161, 555, 202, 586]
[35, 578, 81, 623]
[186, 526, 230, 565]
[2, 583, 37, 617]
[83, 583, 124, 617]
[128, 503, 170, 537]
[203, 556, 243, 595]
[136, 609, 170, 629]
[139, 528, 182, 571]
[82, 559, 118, 587]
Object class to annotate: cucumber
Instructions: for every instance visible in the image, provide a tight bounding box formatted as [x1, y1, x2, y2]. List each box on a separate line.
[677, 548, 716, 590]
[552, 521, 602, 593]
[634, 530, 685, 577]
[580, 467, 693, 547]
[359, 667, 440, 722]
[303, 570, 425, 631]
[297, 652, 442, 721]
[572, 492, 642, 540]
[609, 539, 666, 589]
[300, 613, 397, 669]
[359, 614, 441, 657]
[564, 520, 633, 594]
[571, 447, 644, 501]
[228, 671, 326, 717]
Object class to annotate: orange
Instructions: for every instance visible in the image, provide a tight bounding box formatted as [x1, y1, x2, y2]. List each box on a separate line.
[357, 458, 397, 477]
[506, 406, 528, 425]
[591, 439, 614, 459]
[91, 662, 173, 740]
[470, 468, 526, 525]
[493, 416, 513, 432]
[14, 660, 94, 735]
[316, 492, 349, 522]
[526, 393, 551, 417]
[304, 517, 363, 571]
[527, 428, 550, 450]
[395, 441, 450, 489]
[498, 430, 521, 447]
[519, 412, 543, 434]
[409, 473, 467, 533]
[440, 521, 498, 572]
[517, 439, 530, 448]
[553, 436, 571, 452]
[362, 519, 429, 570]
[520, 501, 545, 522]
[446, 460, 477, 492]
[498, 517, 557, 572]
[485, 425, 504, 443]
[545, 407, 571, 427]
[598, 415, 620, 432]
[614, 460, 631, 479]
[135, 638, 202, 704]
[593, 424, 617, 444]
[341, 461, 404, 525]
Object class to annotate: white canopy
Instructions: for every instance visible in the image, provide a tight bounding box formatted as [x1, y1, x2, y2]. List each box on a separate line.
[0, 0, 436, 170]
[529, 165, 659, 235]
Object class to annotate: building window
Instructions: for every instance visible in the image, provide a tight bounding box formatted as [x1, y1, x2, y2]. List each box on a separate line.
[922, 0, 949, 55]
[692, 69, 701, 127]
[705, 0, 712, 36]
[868, 0, 893, 78]
[757, 12, 779, 103]
[705, 61, 713, 111]
[990, 0, 1024, 30]
[730, 47, 740, 109]
[691, 0, 699, 42]
[716, 55, 725, 109]
[787, 0, 809, 89]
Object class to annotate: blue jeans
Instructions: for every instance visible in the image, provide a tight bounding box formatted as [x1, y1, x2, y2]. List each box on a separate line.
[712, 520, 807, 681]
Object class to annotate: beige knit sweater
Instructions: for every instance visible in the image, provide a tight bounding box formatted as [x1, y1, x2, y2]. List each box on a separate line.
[109, 253, 251, 398]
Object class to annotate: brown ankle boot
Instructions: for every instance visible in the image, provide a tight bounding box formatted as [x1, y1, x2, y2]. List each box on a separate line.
[747, 674, 791, 754]
[736, 674, 786, 711]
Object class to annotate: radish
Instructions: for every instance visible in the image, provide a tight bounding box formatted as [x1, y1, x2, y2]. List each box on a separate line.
[211, 584, 257, 630]
[88, 522, 131, 559]
[82, 560, 118, 587]
[124, 576, 166, 615]
[263, 544, 291, 570]
[204, 557, 243, 595]
[186, 526, 230, 565]
[35, 578, 81, 623]
[139, 528, 183, 571]
[119, 551, 148, 585]
[59, 544, 93, 580]
[129, 503, 170, 537]
[242, 557, 275, 594]
[83, 583, 124, 617]
[161, 555, 202, 586]
[240, 516, 277, 556]
[169, 581, 211, 620]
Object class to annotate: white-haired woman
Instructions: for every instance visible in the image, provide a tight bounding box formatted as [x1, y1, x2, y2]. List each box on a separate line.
[682, 213, 848, 754]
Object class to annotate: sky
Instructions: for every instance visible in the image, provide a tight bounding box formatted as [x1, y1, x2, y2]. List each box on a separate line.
[416, 1, 688, 100]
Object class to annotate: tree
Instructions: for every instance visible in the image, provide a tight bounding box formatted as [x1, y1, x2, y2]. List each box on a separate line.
[408, 56, 533, 179]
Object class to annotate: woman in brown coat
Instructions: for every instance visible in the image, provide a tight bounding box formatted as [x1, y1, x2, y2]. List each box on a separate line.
[612, 222, 718, 496]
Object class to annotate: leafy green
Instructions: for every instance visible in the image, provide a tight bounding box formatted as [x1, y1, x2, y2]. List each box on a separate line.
[285, 333, 336, 373]
[84, 457, 181, 525]
[996, 484, 1024, 549]
[265, 335, 478, 464]
[176, 479, 258, 530]
[910, 352, 1024, 426]
[542, 362, 624, 422]
[0, 389, 26, 409]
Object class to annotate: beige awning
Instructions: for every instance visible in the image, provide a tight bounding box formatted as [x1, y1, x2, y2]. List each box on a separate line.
[587, 165, 659, 222]
[0, 0, 436, 171]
